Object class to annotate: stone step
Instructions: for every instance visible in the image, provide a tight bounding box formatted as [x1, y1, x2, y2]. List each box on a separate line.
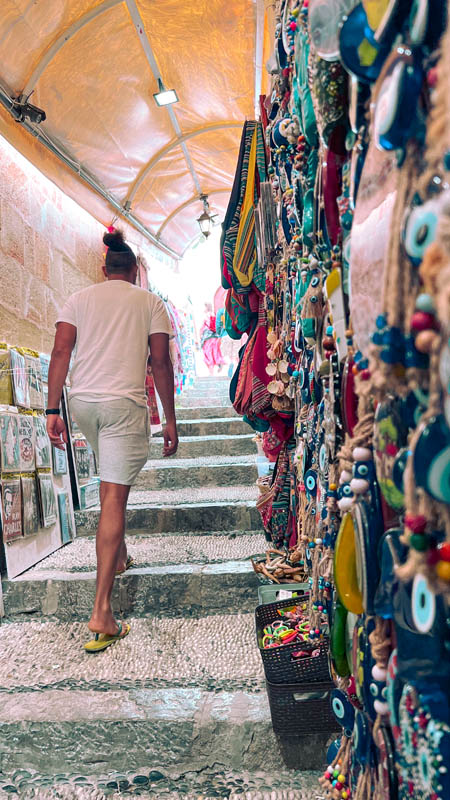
[0, 685, 328, 780]
[134, 457, 257, 490]
[128, 485, 257, 507]
[175, 406, 238, 420]
[0, 612, 264, 691]
[176, 397, 231, 409]
[75, 496, 261, 537]
[168, 418, 248, 438]
[13, 531, 267, 576]
[150, 434, 256, 460]
[2, 558, 262, 621]
[0, 768, 324, 799]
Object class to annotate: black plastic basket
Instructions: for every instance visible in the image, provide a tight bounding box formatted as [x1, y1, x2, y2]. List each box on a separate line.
[266, 679, 338, 737]
[255, 598, 331, 685]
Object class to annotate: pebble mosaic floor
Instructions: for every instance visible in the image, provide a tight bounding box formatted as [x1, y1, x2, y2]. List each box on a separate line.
[0, 768, 324, 799]
[127, 485, 257, 508]
[0, 381, 324, 799]
[24, 533, 266, 574]
[0, 614, 264, 692]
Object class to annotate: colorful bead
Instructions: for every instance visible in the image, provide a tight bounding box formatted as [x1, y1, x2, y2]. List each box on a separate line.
[436, 560, 450, 582]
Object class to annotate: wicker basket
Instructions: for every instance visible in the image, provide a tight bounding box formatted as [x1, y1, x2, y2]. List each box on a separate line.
[266, 680, 338, 737]
[255, 598, 331, 685]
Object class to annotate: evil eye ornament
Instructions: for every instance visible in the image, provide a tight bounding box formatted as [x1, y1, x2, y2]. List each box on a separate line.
[353, 500, 383, 615]
[439, 342, 450, 429]
[409, 0, 447, 49]
[373, 47, 423, 154]
[373, 397, 408, 512]
[334, 513, 364, 614]
[413, 414, 450, 503]
[338, 4, 392, 84]
[351, 447, 375, 495]
[374, 724, 398, 800]
[337, 478, 354, 512]
[308, 0, 357, 61]
[374, 528, 407, 619]
[402, 192, 446, 267]
[411, 573, 436, 634]
[330, 688, 355, 737]
[304, 469, 318, 499]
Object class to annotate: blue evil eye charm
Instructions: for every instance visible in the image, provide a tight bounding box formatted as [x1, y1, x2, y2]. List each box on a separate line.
[326, 738, 341, 766]
[413, 415, 450, 503]
[353, 710, 371, 766]
[319, 442, 328, 476]
[304, 469, 318, 499]
[403, 194, 441, 267]
[337, 482, 353, 512]
[373, 50, 423, 153]
[392, 447, 409, 496]
[330, 689, 355, 737]
[412, 573, 436, 634]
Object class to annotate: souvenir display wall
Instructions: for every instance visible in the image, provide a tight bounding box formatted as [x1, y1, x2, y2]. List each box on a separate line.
[223, 2, 450, 797]
[61, 390, 100, 511]
[164, 299, 196, 395]
[0, 344, 76, 578]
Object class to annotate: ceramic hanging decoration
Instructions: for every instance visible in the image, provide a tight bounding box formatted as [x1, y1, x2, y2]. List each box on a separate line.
[222, 0, 450, 793]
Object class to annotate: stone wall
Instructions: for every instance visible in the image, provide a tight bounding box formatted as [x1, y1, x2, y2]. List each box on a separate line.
[0, 135, 105, 353]
[0, 135, 177, 354]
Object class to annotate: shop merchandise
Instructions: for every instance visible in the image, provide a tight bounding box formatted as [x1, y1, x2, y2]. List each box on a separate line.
[10, 348, 30, 409]
[21, 475, 40, 538]
[0, 412, 20, 472]
[18, 414, 35, 472]
[0, 344, 75, 577]
[57, 490, 75, 544]
[37, 474, 57, 528]
[0, 478, 22, 541]
[223, 1, 450, 795]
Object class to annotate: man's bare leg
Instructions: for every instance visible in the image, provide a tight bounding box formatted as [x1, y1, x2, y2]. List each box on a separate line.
[99, 481, 128, 574]
[88, 481, 130, 636]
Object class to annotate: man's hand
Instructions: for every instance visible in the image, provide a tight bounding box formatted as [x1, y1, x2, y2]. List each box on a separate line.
[46, 415, 68, 450]
[163, 420, 178, 457]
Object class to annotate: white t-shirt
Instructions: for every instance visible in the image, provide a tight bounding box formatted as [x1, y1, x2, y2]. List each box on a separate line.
[57, 281, 173, 407]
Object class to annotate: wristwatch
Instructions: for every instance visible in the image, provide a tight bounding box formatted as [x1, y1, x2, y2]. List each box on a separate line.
[45, 408, 60, 415]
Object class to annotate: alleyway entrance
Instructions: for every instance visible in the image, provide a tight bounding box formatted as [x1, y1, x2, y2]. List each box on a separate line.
[0, 378, 322, 800]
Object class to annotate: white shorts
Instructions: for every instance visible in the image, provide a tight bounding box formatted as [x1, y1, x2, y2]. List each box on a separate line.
[70, 397, 150, 486]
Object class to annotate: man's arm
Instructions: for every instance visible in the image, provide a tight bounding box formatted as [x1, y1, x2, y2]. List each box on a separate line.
[149, 332, 178, 457]
[46, 322, 77, 449]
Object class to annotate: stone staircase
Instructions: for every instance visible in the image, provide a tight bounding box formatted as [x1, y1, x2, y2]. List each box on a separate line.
[0, 378, 325, 800]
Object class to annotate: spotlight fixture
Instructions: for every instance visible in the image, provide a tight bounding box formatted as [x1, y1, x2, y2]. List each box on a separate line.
[196, 194, 217, 239]
[14, 95, 46, 124]
[153, 78, 179, 107]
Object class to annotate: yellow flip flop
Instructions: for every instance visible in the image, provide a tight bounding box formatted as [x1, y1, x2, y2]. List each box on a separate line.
[84, 622, 131, 653]
[116, 556, 135, 575]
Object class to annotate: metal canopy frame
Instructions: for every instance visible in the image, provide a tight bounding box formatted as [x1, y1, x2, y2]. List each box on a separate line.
[9, 0, 265, 258]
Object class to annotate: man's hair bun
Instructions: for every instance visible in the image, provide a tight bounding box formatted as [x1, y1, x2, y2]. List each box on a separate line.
[103, 229, 128, 251]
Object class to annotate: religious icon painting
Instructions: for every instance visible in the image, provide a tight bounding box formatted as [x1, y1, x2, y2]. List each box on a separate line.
[52, 445, 67, 476]
[1, 478, 22, 542]
[0, 349, 13, 405]
[21, 475, 40, 537]
[39, 353, 50, 385]
[37, 474, 57, 528]
[0, 413, 20, 473]
[57, 490, 74, 544]
[10, 349, 30, 409]
[34, 415, 52, 469]
[18, 414, 35, 472]
[74, 437, 91, 482]
[25, 354, 45, 410]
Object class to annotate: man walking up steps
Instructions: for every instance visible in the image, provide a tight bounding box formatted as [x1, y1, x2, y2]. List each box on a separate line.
[46, 229, 178, 652]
